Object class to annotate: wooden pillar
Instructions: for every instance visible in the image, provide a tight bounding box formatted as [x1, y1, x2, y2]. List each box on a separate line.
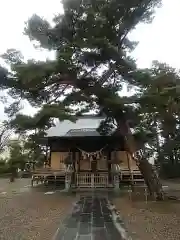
[45, 145, 50, 167]
[126, 151, 133, 184]
[71, 151, 76, 186]
[75, 152, 78, 172]
[78, 152, 81, 172]
[49, 143, 52, 167]
[108, 150, 112, 184]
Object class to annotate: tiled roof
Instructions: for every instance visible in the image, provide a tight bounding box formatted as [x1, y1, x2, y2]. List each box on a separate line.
[46, 116, 105, 137]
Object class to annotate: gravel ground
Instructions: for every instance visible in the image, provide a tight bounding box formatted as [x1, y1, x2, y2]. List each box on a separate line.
[0, 178, 31, 192]
[0, 179, 77, 240]
[113, 186, 180, 240]
[2, 178, 180, 240]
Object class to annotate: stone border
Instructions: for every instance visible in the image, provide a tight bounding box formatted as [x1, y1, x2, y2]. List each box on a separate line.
[107, 200, 133, 240]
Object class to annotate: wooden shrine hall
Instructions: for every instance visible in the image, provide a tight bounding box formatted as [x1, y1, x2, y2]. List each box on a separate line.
[32, 115, 143, 188]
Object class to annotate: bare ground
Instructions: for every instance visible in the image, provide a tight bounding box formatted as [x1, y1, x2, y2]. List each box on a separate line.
[0, 179, 77, 240]
[113, 182, 180, 240]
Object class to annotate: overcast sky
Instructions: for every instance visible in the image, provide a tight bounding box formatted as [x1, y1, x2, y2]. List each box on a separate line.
[0, 0, 179, 119]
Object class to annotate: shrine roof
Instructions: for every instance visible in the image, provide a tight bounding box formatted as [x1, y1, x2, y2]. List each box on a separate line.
[65, 128, 101, 137]
[46, 116, 106, 138]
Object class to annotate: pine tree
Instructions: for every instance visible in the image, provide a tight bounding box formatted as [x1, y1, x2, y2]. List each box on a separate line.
[0, 0, 164, 197]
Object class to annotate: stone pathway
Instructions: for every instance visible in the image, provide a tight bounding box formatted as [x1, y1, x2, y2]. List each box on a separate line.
[54, 195, 127, 240]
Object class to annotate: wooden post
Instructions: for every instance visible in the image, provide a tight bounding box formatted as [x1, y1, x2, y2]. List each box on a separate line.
[78, 151, 80, 172]
[108, 150, 112, 185]
[126, 151, 133, 186]
[49, 144, 52, 167]
[45, 145, 48, 165]
[54, 174, 56, 189]
[72, 151, 76, 187]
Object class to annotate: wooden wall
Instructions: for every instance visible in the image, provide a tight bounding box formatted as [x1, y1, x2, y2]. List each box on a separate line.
[97, 156, 108, 170]
[50, 150, 109, 171]
[111, 151, 138, 170]
[80, 159, 91, 170]
[50, 150, 138, 171]
[51, 152, 68, 170]
[79, 157, 108, 171]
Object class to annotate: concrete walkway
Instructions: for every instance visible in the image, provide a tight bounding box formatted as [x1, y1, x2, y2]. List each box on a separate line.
[54, 194, 128, 240]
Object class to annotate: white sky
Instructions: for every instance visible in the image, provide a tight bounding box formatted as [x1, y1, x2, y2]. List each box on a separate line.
[0, 0, 179, 119]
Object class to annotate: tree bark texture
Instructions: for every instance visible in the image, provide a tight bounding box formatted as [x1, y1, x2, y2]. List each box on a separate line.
[116, 119, 164, 200]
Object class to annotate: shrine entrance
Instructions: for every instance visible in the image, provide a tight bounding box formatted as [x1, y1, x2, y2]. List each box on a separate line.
[76, 145, 109, 188]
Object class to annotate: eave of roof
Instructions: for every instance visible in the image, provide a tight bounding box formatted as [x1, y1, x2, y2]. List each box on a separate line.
[46, 116, 106, 138]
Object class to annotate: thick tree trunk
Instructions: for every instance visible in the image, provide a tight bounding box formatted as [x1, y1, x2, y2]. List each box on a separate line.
[9, 167, 16, 183]
[135, 152, 164, 200]
[10, 174, 15, 182]
[10, 172, 16, 182]
[116, 119, 164, 200]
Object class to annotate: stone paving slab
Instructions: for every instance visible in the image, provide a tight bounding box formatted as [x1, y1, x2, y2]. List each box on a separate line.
[54, 194, 127, 240]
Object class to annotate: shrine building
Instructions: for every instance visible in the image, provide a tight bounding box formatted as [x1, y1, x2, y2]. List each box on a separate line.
[32, 115, 143, 189]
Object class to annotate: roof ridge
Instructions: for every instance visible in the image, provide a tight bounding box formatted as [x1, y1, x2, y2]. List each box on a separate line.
[76, 115, 104, 119]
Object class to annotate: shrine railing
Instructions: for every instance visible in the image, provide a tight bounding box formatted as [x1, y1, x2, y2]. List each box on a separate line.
[76, 172, 108, 188]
